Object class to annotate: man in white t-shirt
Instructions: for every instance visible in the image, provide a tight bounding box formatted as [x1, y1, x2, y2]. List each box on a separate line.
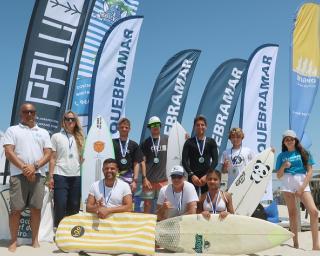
[86, 158, 132, 218]
[157, 165, 198, 221]
[3, 103, 52, 252]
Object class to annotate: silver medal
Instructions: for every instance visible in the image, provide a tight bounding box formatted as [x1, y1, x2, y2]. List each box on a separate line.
[151, 136, 161, 165]
[69, 153, 73, 159]
[119, 138, 129, 165]
[196, 136, 206, 165]
[120, 158, 127, 165]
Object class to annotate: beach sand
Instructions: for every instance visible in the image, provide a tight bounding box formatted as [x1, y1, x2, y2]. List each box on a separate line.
[0, 232, 318, 256]
[0, 206, 318, 256]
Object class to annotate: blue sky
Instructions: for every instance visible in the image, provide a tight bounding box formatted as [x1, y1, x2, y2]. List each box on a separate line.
[0, 0, 319, 168]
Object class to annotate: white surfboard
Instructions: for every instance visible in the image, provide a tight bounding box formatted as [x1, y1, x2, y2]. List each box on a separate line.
[166, 122, 187, 182]
[228, 147, 274, 216]
[81, 116, 114, 206]
[156, 214, 292, 254]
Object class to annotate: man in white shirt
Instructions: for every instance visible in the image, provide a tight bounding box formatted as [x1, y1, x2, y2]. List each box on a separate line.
[157, 165, 198, 221]
[3, 103, 52, 252]
[86, 158, 132, 218]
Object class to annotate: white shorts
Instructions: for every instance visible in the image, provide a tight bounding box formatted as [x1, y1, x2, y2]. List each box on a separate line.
[280, 173, 310, 193]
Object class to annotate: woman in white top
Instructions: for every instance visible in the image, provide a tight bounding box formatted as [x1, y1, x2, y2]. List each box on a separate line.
[198, 169, 234, 220]
[49, 111, 84, 227]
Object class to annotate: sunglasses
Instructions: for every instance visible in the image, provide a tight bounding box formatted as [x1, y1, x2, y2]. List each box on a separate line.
[171, 174, 183, 179]
[22, 110, 36, 115]
[64, 117, 76, 123]
[284, 137, 295, 142]
[149, 123, 160, 128]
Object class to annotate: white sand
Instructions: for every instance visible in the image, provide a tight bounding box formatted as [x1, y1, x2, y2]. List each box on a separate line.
[0, 231, 319, 256]
[1, 205, 318, 255]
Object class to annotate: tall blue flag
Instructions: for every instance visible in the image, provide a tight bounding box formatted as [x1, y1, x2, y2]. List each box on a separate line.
[289, 3, 320, 147]
[10, 0, 90, 134]
[140, 49, 201, 143]
[194, 59, 247, 157]
[68, 0, 139, 133]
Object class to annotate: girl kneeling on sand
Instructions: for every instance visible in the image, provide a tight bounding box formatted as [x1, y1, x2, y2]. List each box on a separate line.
[198, 169, 234, 220]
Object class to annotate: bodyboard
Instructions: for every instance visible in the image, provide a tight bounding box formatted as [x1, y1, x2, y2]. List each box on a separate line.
[56, 212, 156, 255]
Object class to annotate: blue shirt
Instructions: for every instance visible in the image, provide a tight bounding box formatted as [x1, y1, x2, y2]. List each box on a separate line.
[276, 150, 315, 175]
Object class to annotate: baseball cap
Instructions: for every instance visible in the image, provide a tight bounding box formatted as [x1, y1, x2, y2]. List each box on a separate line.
[282, 130, 297, 139]
[170, 165, 184, 176]
[148, 116, 161, 127]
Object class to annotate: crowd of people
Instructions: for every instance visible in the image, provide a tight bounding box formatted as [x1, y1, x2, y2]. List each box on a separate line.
[2, 102, 320, 252]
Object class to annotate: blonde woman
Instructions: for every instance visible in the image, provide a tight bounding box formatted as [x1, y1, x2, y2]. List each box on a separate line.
[49, 111, 84, 227]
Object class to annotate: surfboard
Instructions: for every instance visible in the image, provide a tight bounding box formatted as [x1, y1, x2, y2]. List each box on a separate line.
[166, 122, 187, 182]
[228, 147, 274, 216]
[155, 214, 293, 254]
[0, 185, 54, 243]
[81, 116, 114, 207]
[55, 212, 156, 255]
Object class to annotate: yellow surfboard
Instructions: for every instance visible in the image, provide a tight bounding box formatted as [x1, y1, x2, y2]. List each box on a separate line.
[55, 212, 156, 255]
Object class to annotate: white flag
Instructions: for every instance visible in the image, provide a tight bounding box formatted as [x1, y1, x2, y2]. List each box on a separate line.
[88, 16, 143, 137]
[240, 44, 279, 200]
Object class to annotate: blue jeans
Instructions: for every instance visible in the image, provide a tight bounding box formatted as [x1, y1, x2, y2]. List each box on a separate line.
[53, 175, 81, 227]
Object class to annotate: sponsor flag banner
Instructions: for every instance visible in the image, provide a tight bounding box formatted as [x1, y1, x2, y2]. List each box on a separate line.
[289, 3, 320, 146]
[140, 49, 201, 142]
[88, 16, 143, 136]
[10, 0, 89, 134]
[193, 59, 247, 158]
[240, 44, 279, 200]
[69, 0, 139, 132]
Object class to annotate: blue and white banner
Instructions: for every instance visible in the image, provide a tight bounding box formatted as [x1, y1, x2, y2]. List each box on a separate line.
[240, 44, 279, 200]
[11, 0, 89, 134]
[69, 0, 139, 132]
[140, 49, 201, 143]
[289, 3, 320, 147]
[194, 59, 247, 157]
[88, 16, 143, 136]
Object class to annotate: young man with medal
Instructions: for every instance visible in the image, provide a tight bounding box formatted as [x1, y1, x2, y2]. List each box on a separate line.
[182, 115, 218, 195]
[220, 128, 254, 189]
[157, 165, 198, 221]
[86, 158, 132, 219]
[112, 118, 144, 193]
[140, 116, 168, 213]
[49, 111, 85, 227]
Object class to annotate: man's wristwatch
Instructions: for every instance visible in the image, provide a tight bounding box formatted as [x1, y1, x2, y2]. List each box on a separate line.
[188, 171, 194, 178]
[142, 175, 146, 180]
[34, 162, 40, 170]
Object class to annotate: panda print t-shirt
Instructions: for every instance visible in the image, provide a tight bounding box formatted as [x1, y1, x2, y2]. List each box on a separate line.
[220, 146, 255, 189]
